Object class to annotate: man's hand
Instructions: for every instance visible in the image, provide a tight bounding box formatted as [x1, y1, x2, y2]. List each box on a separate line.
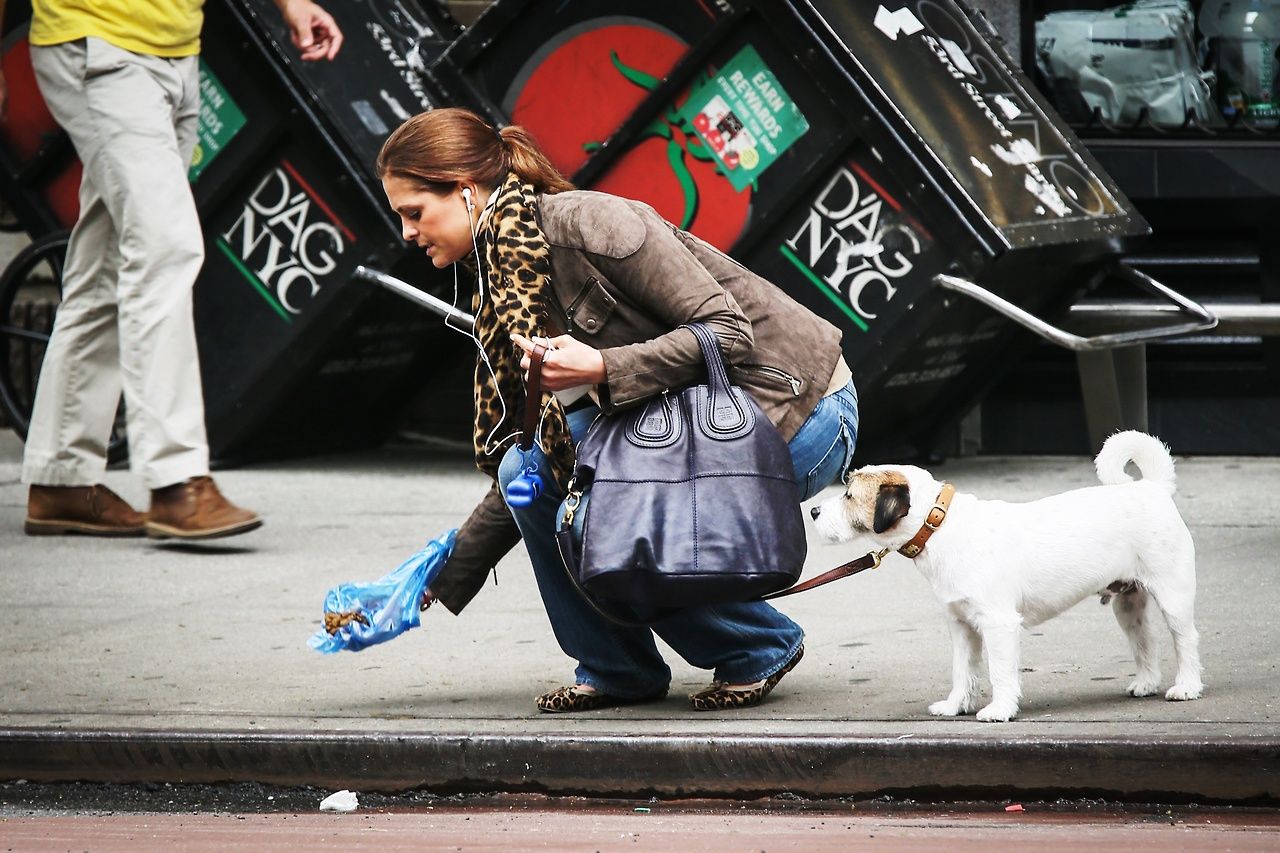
[511, 333, 606, 391]
[275, 0, 343, 61]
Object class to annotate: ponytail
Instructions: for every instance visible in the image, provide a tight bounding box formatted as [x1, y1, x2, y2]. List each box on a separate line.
[498, 125, 575, 194]
[377, 107, 574, 195]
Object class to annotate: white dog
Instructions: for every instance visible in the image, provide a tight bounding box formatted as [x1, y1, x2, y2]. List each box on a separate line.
[811, 430, 1203, 722]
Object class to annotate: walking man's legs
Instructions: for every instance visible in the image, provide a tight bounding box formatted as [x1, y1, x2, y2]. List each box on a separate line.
[23, 38, 259, 539]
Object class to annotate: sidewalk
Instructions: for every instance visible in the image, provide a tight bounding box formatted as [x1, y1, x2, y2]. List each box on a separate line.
[1, 430, 1277, 803]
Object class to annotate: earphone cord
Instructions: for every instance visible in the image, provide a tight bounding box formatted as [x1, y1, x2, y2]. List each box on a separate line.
[440, 189, 545, 459]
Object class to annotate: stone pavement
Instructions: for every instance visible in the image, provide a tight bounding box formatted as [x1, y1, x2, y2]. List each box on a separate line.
[0, 430, 1277, 803]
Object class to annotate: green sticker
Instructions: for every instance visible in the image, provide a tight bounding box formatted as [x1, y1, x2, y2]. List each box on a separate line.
[678, 45, 809, 191]
[189, 60, 247, 182]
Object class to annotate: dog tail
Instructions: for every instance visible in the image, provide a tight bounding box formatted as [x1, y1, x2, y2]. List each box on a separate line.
[1094, 430, 1176, 494]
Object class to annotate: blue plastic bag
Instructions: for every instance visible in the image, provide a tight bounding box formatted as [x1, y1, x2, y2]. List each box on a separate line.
[308, 528, 457, 654]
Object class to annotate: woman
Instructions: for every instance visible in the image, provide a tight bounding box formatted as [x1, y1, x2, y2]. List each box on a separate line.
[377, 108, 858, 713]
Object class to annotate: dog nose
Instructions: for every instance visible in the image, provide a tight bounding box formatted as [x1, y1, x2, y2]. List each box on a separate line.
[809, 506, 821, 520]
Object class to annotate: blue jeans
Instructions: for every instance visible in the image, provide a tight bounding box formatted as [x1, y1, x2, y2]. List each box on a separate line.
[498, 380, 858, 697]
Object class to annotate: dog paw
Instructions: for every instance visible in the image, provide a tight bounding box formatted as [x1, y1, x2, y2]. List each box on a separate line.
[1166, 682, 1203, 701]
[976, 702, 1018, 722]
[929, 699, 962, 717]
[1126, 678, 1160, 697]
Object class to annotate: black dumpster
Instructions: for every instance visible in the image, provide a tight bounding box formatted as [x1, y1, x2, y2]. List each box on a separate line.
[189, 0, 466, 463]
[431, 0, 1213, 459]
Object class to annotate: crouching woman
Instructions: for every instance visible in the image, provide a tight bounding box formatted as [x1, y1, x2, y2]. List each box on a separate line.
[377, 108, 858, 713]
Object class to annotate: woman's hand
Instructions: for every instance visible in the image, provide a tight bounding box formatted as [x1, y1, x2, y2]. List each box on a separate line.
[420, 588, 436, 612]
[511, 333, 606, 391]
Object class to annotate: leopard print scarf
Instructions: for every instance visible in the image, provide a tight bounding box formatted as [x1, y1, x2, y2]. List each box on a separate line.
[470, 173, 575, 491]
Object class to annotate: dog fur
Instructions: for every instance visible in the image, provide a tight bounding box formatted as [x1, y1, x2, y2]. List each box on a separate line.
[811, 430, 1203, 722]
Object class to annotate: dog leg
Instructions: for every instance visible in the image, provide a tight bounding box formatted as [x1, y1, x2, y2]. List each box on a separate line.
[1112, 588, 1162, 697]
[929, 615, 982, 716]
[1147, 579, 1204, 701]
[975, 615, 1022, 722]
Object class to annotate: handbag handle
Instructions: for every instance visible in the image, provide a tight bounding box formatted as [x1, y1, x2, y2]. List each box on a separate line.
[685, 323, 751, 436]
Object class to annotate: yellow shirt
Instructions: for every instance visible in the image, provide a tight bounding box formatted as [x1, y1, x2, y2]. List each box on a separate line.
[30, 0, 205, 57]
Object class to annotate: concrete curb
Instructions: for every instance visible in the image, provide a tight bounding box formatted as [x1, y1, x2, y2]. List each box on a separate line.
[3, 729, 1276, 804]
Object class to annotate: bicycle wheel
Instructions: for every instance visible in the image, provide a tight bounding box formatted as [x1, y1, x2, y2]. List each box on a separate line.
[0, 230, 129, 463]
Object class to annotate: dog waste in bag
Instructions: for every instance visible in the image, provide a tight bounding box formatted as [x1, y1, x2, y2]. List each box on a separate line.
[308, 529, 456, 654]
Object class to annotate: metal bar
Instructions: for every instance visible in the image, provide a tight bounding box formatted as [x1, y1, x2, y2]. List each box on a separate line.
[353, 265, 475, 332]
[1076, 346, 1148, 452]
[1068, 303, 1280, 336]
[933, 267, 1218, 351]
[1125, 255, 1258, 268]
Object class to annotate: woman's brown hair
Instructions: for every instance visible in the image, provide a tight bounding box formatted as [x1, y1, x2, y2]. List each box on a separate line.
[376, 107, 574, 195]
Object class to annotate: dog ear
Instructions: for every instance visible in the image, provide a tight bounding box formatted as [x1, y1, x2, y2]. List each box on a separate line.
[873, 483, 911, 534]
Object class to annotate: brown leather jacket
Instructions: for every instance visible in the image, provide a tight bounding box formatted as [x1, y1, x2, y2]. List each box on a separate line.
[431, 190, 843, 614]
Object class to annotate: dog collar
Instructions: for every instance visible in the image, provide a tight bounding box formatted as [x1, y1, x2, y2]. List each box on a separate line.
[897, 482, 955, 559]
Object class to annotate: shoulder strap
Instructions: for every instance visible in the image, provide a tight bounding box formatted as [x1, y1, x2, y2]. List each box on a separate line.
[518, 343, 549, 452]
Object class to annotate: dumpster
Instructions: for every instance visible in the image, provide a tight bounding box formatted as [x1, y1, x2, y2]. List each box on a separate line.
[0, 30, 81, 237]
[185, 0, 469, 463]
[431, 0, 1214, 459]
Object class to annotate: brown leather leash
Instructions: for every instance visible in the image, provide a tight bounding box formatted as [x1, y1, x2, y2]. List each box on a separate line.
[762, 482, 955, 599]
[519, 342, 550, 451]
[761, 547, 891, 600]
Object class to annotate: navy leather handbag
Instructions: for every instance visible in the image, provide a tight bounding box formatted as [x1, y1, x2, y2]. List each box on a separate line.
[555, 323, 807, 610]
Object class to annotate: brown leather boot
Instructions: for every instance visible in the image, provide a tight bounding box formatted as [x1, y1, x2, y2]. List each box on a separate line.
[25, 484, 147, 537]
[147, 476, 263, 540]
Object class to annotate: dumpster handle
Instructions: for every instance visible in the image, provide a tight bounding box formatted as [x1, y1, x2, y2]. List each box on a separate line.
[354, 265, 476, 333]
[933, 266, 1218, 351]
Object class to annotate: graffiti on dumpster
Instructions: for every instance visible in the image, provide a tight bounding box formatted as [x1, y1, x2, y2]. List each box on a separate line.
[779, 162, 930, 334]
[822, 0, 1124, 235]
[216, 162, 355, 323]
[901, 2, 1103, 221]
[357, 0, 445, 116]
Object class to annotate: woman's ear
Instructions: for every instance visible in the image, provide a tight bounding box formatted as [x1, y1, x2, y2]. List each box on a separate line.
[873, 483, 911, 534]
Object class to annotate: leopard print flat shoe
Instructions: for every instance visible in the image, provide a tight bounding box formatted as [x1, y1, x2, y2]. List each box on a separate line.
[689, 644, 805, 712]
[536, 684, 668, 713]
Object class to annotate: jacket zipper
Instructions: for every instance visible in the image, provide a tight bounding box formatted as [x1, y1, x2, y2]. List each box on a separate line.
[743, 363, 802, 396]
[564, 277, 597, 330]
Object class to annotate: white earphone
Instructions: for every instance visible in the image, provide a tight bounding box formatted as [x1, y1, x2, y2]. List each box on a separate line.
[440, 180, 547, 459]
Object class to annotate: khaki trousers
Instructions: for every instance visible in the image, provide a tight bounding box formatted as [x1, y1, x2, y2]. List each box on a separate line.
[24, 37, 209, 489]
